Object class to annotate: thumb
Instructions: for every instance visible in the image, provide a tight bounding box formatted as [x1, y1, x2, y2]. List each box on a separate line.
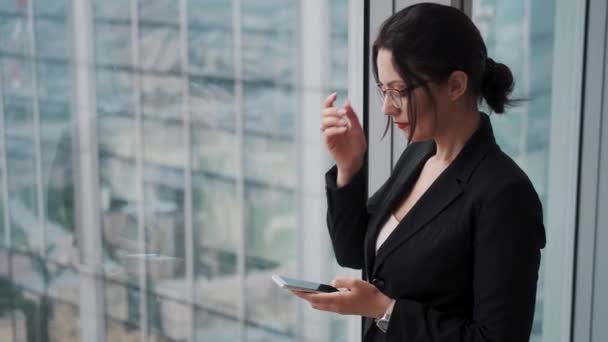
[332, 276, 357, 289]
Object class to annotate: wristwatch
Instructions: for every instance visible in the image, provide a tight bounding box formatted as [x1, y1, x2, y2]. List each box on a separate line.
[375, 299, 396, 333]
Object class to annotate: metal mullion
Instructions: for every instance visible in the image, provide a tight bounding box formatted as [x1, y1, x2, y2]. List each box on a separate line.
[0, 55, 15, 342]
[368, 0, 394, 194]
[573, 0, 607, 340]
[0, 59, 10, 249]
[542, 0, 588, 340]
[129, 0, 149, 340]
[346, 1, 366, 339]
[71, 0, 107, 340]
[232, 0, 246, 340]
[178, 0, 195, 341]
[297, 0, 333, 340]
[518, 0, 531, 167]
[26, 0, 46, 259]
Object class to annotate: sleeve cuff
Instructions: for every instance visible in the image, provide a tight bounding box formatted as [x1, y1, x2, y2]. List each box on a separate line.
[324, 165, 367, 212]
[324, 164, 366, 191]
[385, 299, 396, 317]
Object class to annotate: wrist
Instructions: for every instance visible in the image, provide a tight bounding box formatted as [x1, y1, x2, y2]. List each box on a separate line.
[336, 169, 354, 187]
[337, 163, 363, 187]
[374, 292, 393, 319]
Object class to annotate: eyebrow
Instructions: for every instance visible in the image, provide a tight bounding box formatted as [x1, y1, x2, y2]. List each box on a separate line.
[377, 80, 406, 87]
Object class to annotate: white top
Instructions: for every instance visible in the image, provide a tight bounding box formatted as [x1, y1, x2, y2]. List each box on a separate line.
[374, 214, 400, 332]
[375, 213, 400, 252]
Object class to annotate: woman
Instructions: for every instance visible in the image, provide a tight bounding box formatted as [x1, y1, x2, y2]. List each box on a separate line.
[292, 3, 546, 342]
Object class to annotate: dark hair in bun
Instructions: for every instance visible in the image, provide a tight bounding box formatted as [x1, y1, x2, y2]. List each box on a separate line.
[373, 3, 516, 138]
[481, 58, 515, 114]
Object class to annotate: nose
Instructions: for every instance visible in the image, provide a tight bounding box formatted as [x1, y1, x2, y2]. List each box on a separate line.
[381, 97, 399, 117]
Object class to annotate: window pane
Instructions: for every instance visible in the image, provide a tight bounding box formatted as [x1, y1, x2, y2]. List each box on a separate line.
[99, 115, 144, 286]
[39, 59, 77, 265]
[0, 16, 29, 56]
[35, 18, 69, 59]
[12, 290, 52, 342]
[472, 1, 571, 341]
[147, 293, 187, 341]
[94, 22, 132, 68]
[192, 176, 239, 313]
[35, 1, 69, 17]
[10, 252, 45, 294]
[3, 59, 40, 253]
[0, 311, 14, 341]
[139, 0, 178, 24]
[1, 0, 352, 340]
[139, 25, 180, 73]
[106, 316, 145, 341]
[48, 300, 80, 342]
[46, 262, 80, 306]
[188, 0, 233, 78]
[195, 307, 239, 341]
[92, 0, 130, 21]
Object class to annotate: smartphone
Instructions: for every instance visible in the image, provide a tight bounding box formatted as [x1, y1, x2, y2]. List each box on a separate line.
[272, 274, 339, 293]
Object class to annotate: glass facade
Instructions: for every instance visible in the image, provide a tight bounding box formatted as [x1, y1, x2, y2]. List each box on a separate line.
[0, 0, 590, 341]
[0, 0, 348, 341]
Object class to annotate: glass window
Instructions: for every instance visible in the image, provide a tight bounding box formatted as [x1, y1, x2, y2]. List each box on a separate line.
[35, 19, 69, 60]
[1, 0, 351, 340]
[195, 307, 239, 341]
[472, 0, 583, 341]
[47, 300, 80, 342]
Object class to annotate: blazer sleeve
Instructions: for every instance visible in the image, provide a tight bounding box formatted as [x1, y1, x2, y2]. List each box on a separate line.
[385, 179, 546, 342]
[325, 165, 369, 269]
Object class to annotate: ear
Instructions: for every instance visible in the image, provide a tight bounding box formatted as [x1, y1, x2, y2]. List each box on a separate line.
[446, 71, 468, 101]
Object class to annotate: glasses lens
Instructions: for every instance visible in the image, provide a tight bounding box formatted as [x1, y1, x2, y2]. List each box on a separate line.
[377, 88, 403, 109]
[388, 89, 402, 109]
[377, 88, 385, 101]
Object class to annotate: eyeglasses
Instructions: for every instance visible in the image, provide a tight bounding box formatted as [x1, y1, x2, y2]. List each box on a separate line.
[376, 84, 424, 109]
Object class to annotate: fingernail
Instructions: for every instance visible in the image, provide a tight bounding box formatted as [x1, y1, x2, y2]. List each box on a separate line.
[337, 108, 346, 115]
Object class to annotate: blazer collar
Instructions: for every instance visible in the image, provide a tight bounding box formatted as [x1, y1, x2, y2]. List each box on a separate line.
[363, 140, 435, 279]
[450, 112, 497, 184]
[366, 112, 497, 278]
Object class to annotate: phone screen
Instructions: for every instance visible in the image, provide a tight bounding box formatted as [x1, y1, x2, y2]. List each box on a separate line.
[272, 275, 339, 293]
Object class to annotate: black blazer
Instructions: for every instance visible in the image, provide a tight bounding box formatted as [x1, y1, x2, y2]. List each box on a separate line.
[325, 113, 546, 342]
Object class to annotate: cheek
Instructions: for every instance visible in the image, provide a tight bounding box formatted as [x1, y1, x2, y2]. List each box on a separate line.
[408, 94, 437, 141]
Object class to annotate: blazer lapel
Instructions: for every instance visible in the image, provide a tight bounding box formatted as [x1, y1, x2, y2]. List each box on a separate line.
[363, 141, 435, 280]
[370, 113, 498, 277]
[372, 167, 464, 274]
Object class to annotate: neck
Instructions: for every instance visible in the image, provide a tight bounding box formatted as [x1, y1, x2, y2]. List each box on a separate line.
[432, 110, 481, 163]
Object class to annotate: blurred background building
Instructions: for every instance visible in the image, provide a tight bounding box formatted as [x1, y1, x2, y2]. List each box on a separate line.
[0, 0, 606, 341]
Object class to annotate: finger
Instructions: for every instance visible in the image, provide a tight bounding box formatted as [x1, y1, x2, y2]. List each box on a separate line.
[324, 92, 338, 108]
[322, 116, 349, 129]
[291, 291, 318, 303]
[323, 126, 348, 138]
[336, 108, 352, 130]
[343, 100, 361, 130]
[322, 107, 345, 120]
[308, 294, 343, 313]
[332, 276, 358, 289]
[307, 292, 342, 303]
[311, 303, 330, 312]
[312, 303, 334, 312]
[290, 290, 304, 297]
